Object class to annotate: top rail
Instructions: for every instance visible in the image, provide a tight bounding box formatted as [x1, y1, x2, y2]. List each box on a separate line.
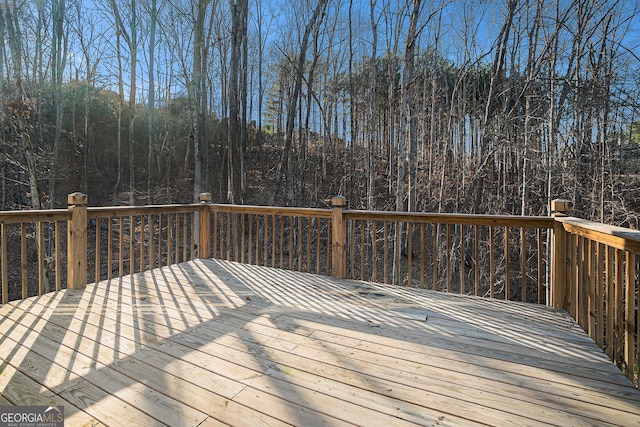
[87, 204, 201, 219]
[0, 209, 71, 224]
[556, 216, 640, 253]
[209, 203, 332, 218]
[345, 210, 554, 228]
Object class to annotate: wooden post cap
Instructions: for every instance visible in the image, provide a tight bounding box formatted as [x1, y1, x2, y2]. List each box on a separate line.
[551, 199, 572, 215]
[68, 192, 88, 205]
[331, 196, 347, 207]
[199, 192, 212, 203]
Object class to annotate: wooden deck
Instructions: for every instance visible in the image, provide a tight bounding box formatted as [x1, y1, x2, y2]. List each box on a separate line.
[1, 259, 639, 426]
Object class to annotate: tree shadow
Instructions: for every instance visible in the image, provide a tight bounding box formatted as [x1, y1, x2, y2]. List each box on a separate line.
[1, 258, 639, 426]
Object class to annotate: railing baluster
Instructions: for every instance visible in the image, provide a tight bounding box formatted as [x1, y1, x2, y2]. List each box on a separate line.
[226, 212, 232, 261]
[361, 220, 365, 281]
[289, 216, 293, 270]
[107, 218, 113, 278]
[383, 221, 388, 284]
[255, 215, 261, 266]
[505, 226, 510, 300]
[168, 214, 173, 266]
[537, 228, 543, 304]
[459, 224, 464, 294]
[615, 249, 623, 368]
[159, 214, 164, 267]
[490, 226, 494, 298]
[569, 233, 577, 319]
[95, 218, 101, 283]
[175, 213, 180, 264]
[223, 212, 228, 260]
[235, 213, 241, 262]
[420, 223, 424, 288]
[190, 212, 195, 260]
[372, 221, 378, 283]
[578, 236, 587, 327]
[37, 221, 44, 295]
[350, 220, 355, 279]
[119, 216, 124, 276]
[588, 239, 596, 339]
[131, 216, 137, 273]
[255, 215, 260, 266]
[140, 215, 145, 272]
[150, 214, 156, 268]
[242, 213, 246, 264]
[407, 223, 412, 287]
[433, 223, 438, 291]
[263, 215, 268, 266]
[316, 218, 322, 274]
[636, 254, 640, 387]
[183, 213, 188, 263]
[212, 211, 218, 258]
[475, 225, 480, 296]
[55, 221, 61, 290]
[279, 215, 284, 269]
[298, 216, 303, 272]
[446, 224, 451, 293]
[1, 223, 6, 303]
[307, 218, 312, 273]
[625, 251, 636, 383]
[272, 215, 277, 268]
[326, 222, 331, 275]
[521, 227, 526, 302]
[21, 223, 27, 299]
[606, 246, 614, 360]
[245, 214, 250, 264]
[596, 242, 604, 348]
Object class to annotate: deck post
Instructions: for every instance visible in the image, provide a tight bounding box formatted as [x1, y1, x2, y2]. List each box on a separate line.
[551, 199, 572, 310]
[67, 192, 88, 290]
[198, 193, 212, 259]
[331, 196, 347, 279]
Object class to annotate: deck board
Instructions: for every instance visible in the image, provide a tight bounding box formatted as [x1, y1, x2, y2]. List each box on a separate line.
[1, 259, 639, 426]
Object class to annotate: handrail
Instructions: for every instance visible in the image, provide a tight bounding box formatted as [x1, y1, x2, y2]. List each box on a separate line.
[556, 216, 640, 252]
[87, 204, 200, 219]
[210, 203, 332, 218]
[345, 210, 554, 228]
[0, 209, 71, 224]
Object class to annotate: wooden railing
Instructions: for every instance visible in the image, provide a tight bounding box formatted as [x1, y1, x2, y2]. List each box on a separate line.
[341, 208, 553, 303]
[1, 193, 639, 385]
[0, 207, 70, 303]
[88, 204, 201, 282]
[205, 202, 333, 276]
[552, 206, 640, 385]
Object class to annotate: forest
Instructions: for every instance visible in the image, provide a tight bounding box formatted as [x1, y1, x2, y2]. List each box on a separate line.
[1, 0, 640, 227]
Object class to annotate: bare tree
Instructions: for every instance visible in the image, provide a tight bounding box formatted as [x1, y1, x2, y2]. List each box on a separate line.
[269, 0, 328, 205]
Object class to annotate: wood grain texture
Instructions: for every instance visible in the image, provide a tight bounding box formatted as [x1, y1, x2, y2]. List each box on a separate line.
[1, 259, 639, 426]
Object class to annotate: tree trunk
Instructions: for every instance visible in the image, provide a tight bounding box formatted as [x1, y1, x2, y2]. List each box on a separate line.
[147, 0, 157, 203]
[393, 0, 420, 284]
[268, 0, 328, 206]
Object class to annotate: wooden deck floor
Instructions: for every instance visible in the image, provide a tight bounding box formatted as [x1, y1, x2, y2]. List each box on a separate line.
[1, 259, 639, 426]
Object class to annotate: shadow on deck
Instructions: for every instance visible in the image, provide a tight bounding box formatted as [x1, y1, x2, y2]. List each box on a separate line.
[1, 259, 639, 426]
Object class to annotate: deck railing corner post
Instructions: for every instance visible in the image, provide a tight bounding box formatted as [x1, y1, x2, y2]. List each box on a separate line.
[550, 198, 572, 310]
[198, 192, 212, 259]
[331, 196, 347, 279]
[551, 199, 573, 217]
[67, 192, 88, 291]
